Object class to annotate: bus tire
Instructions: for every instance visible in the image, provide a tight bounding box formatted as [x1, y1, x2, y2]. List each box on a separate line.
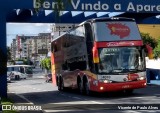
[58, 77, 65, 91]
[78, 80, 83, 94]
[61, 78, 65, 91]
[84, 82, 91, 95]
[56, 77, 58, 86]
[58, 77, 62, 91]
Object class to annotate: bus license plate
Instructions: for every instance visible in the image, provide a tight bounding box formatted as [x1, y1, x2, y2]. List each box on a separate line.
[122, 85, 130, 89]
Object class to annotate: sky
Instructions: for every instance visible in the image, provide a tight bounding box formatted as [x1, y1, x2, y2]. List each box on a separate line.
[6, 10, 127, 47]
[5, 8, 160, 47]
[6, 11, 125, 47]
[7, 23, 52, 46]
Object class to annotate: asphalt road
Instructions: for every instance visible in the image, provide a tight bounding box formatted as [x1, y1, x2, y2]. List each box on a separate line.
[8, 68, 160, 113]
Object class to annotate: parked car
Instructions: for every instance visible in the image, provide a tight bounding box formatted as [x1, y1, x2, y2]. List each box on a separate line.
[45, 73, 52, 83]
[7, 72, 11, 82]
[7, 65, 33, 80]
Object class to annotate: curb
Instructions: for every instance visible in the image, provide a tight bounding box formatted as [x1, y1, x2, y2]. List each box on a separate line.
[147, 83, 160, 86]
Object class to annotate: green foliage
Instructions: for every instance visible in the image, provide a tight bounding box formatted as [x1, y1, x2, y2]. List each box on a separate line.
[23, 59, 28, 65]
[141, 33, 160, 58]
[154, 38, 160, 58]
[40, 58, 51, 70]
[7, 46, 11, 61]
[2, 97, 17, 113]
[141, 32, 158, 49]
[141, 32, 160, 58]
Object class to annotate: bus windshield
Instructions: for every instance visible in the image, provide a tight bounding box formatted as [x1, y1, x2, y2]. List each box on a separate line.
[98, 47, 145, 74]
[93, 21, 141, 41]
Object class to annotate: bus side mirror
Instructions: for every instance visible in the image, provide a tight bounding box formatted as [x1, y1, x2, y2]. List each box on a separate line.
[145, 44, 154, 59]
[92, 47, 99, 63]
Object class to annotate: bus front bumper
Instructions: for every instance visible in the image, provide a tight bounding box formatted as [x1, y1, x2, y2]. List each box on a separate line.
[91, 80, 147, 92]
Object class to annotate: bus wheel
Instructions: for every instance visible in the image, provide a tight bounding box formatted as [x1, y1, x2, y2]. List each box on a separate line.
[84, 82, 91, 95]
[58, 78, 62, 91]
[61, 79, 65, 91]
[58, 77, 65, 91]
[78, 81, 83, 94]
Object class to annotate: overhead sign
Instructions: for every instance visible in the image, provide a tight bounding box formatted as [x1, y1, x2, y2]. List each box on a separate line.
[33, 0, 160, 13]
[38, 49, 48, 54]
[54, 24, 77, 32]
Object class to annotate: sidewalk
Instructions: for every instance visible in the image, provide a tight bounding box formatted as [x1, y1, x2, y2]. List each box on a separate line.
[146, 59, 160, 86]
[148, 80, 160, 86]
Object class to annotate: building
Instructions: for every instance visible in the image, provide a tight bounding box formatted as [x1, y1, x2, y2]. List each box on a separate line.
[10, 39, 17, 60]
[138, 24, 160, 39]
[10, 33, 51, 61]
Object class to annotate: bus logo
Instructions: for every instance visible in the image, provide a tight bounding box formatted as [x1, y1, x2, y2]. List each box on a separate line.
[107, 23, 130, 38]
[2, 105, 12, 110]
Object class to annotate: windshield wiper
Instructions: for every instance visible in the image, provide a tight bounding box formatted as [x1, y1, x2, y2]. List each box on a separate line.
[112, 69, 139, 73]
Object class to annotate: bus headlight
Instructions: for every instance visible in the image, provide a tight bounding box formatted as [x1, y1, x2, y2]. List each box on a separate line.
[103, 80, 110, 83]
[99, 79, 111, 83]
[100, 87, 104, 90]
[137, 76, 145, 80]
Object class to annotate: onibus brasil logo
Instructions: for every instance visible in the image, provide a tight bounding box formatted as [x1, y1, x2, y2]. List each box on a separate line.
[2, 104, 42, 111]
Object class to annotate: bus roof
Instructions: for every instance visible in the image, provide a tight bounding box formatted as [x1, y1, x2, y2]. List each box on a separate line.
[79, 17, 135, 26]
[51, 17, 135, 42]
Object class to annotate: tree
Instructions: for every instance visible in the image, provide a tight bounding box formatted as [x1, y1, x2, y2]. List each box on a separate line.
[141, 32, 157, 49]
[153, 38, 160, 58]
[7, 46, 11, 61]
[141, 32, 159, 58]
[40, 58, 51, 71]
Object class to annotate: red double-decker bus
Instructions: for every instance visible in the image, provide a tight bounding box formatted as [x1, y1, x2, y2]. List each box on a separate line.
[51, 17, 152, 95]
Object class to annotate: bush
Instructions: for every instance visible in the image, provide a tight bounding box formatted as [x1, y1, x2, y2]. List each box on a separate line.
[141, 32, 157, 49]
[154, 38, 160, 58]
[40, 58, 51, 70]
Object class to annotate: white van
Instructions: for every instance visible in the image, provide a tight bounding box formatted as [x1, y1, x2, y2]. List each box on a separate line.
[7, 65, 33, 80]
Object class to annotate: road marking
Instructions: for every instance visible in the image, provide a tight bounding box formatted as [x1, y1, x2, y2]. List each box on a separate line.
[36, 88, 42, 90]
[60, 93, 65, 96]
[15, 94, 33, 104]
[72, 97, 81, 99]
[90, 101, 104, 104]
[43, 90, 48, 92]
